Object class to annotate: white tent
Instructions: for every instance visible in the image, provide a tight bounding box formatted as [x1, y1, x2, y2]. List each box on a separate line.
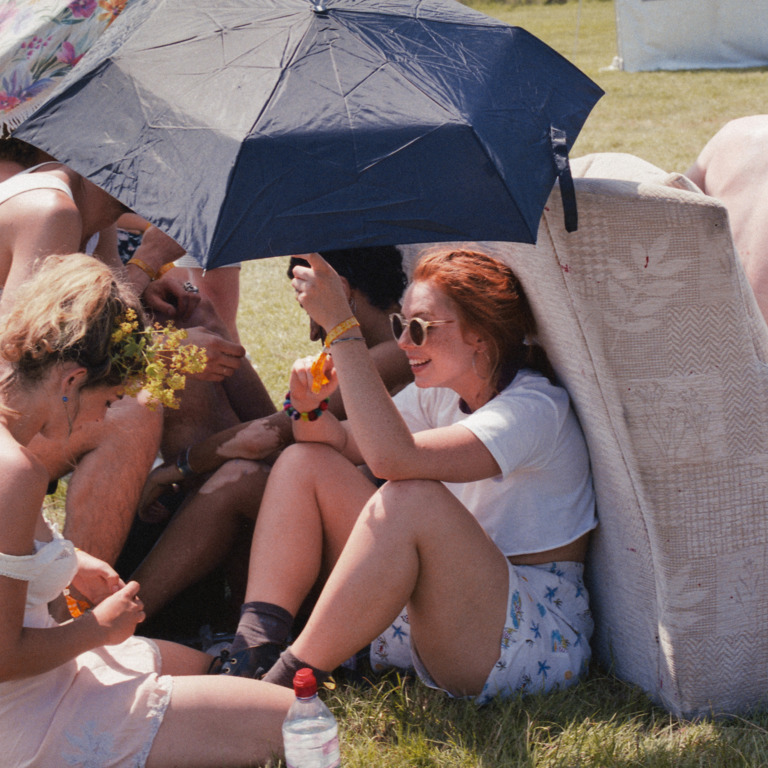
[615, 0, 768, 72]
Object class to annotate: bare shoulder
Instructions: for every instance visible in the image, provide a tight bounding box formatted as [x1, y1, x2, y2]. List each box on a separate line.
[688, 116, 768, 198]
[0, 184, 82, 289]
[0, 183, 79, 224]
[0, 437, 48, 554]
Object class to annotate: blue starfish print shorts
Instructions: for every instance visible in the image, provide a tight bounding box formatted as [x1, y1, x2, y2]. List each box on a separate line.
[370, 560, 592, 706]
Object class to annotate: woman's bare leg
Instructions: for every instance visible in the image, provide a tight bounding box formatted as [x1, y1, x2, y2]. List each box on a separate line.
[290, 478, 510, 696]
[242, 442, 377, 615]
[145, 640, 293, 767]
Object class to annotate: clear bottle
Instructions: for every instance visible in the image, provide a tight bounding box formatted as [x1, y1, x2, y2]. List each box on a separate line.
[282, 668, 341, 768]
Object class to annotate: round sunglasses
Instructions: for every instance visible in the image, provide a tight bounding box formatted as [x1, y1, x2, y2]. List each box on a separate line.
[389, 313, 454, 346]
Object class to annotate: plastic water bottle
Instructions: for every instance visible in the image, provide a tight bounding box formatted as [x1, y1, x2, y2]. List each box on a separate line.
[282, 668, 341, 768]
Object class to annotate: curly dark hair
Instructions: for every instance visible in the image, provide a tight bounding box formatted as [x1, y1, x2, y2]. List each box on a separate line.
[288, 246, 407, 310]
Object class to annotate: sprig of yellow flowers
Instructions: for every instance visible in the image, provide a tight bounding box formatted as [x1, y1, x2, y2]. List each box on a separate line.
[110, 308, 207, 409]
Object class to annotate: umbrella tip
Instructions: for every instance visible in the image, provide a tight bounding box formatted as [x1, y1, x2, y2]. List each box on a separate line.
[311, 1, 328, 12]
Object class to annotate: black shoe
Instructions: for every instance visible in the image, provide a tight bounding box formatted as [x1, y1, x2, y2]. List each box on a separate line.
[208, 643, 284, 679]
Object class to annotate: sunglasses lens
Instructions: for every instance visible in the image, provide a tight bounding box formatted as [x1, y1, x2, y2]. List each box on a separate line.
[409, 319, 425, 345]
[391, 314, 428, 345]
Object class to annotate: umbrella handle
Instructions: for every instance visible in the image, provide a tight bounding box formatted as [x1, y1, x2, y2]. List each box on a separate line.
[550, 127, 578, 233]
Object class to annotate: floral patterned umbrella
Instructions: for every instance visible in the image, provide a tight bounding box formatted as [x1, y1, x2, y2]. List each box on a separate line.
[0, 0, 128, 133]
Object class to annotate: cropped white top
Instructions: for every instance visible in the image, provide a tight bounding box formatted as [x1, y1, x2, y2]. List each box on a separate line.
[393, 370, 597, 557]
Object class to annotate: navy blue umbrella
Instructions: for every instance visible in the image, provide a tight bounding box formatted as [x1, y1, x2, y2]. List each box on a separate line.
[17, 0, 603, 268]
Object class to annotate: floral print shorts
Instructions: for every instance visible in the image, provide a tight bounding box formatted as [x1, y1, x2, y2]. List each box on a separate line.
[370, 560, 592, 706]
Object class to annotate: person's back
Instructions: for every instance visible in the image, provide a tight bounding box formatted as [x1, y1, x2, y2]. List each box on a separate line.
[686, 115, 768, 322]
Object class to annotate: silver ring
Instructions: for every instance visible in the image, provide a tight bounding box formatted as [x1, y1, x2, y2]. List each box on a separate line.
[183, 281, 200, 293]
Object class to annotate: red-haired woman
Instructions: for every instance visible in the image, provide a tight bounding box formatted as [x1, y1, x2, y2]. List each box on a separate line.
[215, 249, 597, 705]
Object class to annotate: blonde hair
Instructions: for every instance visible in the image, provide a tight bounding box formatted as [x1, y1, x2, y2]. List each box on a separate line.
[0, 253, 147, 387]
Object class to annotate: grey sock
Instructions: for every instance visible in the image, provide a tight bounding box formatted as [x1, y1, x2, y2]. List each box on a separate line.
[230, 601, 293, 655]
[262, 646, 330, 689]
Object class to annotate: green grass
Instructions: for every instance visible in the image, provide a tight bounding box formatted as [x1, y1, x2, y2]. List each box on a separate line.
[234, 3, 768, 765]
[469, 0, 768, 172]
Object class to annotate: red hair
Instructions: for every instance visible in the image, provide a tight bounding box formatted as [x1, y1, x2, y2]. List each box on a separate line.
[412, 249, 554, 389]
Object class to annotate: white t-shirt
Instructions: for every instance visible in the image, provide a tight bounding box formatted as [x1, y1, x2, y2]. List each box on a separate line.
[393, 370, 597, 556]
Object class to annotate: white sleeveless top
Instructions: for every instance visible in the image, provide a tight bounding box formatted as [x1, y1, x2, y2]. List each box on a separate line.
[0, 525, 174, 766]
[0, 162, 74, 205]
[0, 163, 100, 255]
[0, 529, 77, 629]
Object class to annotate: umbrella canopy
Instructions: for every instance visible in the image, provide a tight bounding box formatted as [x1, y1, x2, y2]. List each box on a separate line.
[16, 0, 603, 268]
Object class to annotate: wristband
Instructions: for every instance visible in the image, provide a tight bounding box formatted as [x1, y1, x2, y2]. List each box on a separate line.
[127, 257, 157, 281]
[310, 316, 360, 393]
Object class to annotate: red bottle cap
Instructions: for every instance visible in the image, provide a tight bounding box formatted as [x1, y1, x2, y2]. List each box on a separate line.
[293, 667, 318, 698]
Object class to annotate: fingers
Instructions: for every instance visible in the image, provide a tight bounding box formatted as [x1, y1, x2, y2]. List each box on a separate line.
[184, 328, 245, 380]
[123, 580, 145, 621]
[144, 292, 177, 318]
[122, 580, 141, 599]
[215, 338, 246, 358]
[174, 289, 202, 320]
[104, 570, 122, 592]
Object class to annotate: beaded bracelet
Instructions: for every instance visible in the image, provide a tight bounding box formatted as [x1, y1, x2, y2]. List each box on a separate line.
[330, 335, 365, 348]
[283, 392, 330, 421]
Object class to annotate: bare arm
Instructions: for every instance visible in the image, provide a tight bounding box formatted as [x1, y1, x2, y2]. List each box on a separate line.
[327, 338, 412, 419]
[184, 410, 293, 474]
[318, 333, 499, 482]
[0, 448, 144, 682]
[91, 223, 122, 270]
[291, 254, 501, 482]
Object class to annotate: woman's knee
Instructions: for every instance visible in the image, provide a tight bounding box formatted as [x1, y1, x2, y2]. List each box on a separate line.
[379, 478, 450, 504]
[369, 478, 451, 525]
[273, 441, 349, 475]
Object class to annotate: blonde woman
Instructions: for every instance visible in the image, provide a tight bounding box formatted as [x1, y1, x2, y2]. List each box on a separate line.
[0, 254, 291, 767]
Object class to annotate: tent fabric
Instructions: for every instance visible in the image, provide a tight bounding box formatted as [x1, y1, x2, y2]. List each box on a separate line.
[400, 152, 768, 717]
[615, 0, 768, 72]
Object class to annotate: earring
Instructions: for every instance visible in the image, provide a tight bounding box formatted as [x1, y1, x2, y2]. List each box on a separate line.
[472, 348, 492, 379]
[62, 395, 72, 437]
